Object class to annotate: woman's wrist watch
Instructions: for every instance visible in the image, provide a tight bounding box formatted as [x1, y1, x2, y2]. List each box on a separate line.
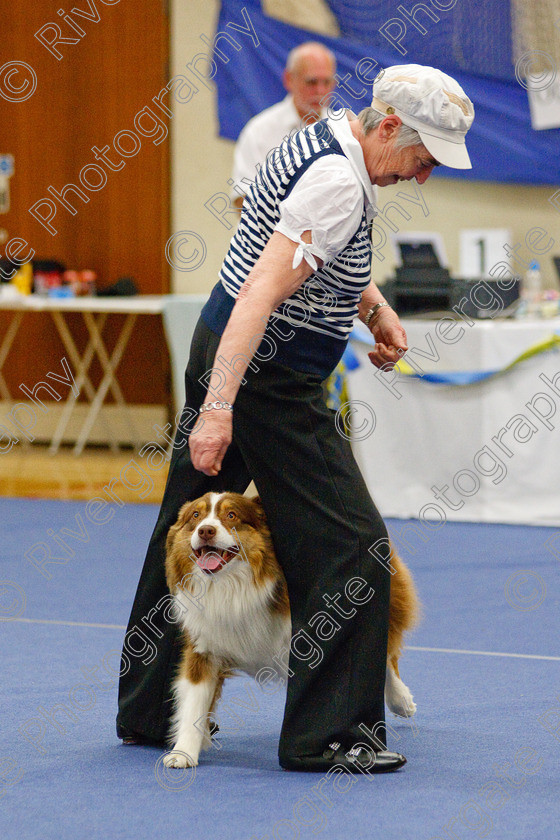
[364, 301, 391, 328]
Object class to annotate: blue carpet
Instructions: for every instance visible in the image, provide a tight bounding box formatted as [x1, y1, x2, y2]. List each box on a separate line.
[1, 498, 559, 840]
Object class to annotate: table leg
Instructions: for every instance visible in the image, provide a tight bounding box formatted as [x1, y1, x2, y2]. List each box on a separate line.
[0, 310, 24, 402]
[49, 311, 119, 455]
[73, 312, 140, 455]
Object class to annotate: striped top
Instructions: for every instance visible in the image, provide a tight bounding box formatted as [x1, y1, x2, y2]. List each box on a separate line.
[201, 116, 374, 377]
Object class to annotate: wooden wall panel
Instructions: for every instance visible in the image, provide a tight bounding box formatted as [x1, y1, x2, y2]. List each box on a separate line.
[0, 0, 170, 406]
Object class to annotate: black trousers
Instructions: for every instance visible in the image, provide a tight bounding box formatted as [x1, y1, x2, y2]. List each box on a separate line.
[117, 318, 392, 757]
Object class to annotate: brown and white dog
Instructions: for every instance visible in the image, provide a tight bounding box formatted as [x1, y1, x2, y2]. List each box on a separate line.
[163, 492, 419, 768]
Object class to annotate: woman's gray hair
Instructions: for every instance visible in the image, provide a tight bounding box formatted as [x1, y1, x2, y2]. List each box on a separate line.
[358, 107, 423, 150]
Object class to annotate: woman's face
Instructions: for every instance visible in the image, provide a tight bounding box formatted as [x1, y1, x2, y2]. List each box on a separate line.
[360, 117, 440, 187]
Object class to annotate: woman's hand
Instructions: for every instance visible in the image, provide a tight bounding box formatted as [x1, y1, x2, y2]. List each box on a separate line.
[367, 308, 408, 369]
[189, 410, 233, 476]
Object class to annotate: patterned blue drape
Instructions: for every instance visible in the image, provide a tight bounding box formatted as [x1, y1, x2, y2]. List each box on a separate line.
[213, 0, 560, 185]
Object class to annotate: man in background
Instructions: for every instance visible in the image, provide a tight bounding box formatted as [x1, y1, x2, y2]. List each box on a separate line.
[231, 41, 337, 210]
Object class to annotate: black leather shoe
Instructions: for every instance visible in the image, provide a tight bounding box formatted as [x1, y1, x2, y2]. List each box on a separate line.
[279, 742, 406, 773]
[116, 724, 166, 747]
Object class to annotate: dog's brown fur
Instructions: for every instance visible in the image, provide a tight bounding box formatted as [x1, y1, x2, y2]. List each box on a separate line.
[163, 492, 420, 767]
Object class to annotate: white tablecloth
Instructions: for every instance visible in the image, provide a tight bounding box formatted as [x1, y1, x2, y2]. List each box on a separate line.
[348, 318, 560, 526]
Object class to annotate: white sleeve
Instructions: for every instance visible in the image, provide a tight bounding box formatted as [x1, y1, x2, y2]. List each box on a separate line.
[275, 155, 364, 270]
[232, 119, 269, 192]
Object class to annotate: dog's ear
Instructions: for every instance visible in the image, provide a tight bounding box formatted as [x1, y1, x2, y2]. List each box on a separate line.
[166, 499, 195, 555]
[250, 495, 267, 523]
[176, 500, 196, 526]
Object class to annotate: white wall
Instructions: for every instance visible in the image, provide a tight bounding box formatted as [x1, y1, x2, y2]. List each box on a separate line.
[170, 0, 560, 294]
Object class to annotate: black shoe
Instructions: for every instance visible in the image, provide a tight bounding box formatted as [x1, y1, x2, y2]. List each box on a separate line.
[279, 742, 406, 773]
[116, 724, 166, 747]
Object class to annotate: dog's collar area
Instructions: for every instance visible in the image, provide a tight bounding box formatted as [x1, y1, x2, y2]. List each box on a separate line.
[193, 545, 239, 574]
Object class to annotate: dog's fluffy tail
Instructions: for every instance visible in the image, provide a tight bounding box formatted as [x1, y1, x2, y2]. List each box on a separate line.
[387, 547, 421, 673]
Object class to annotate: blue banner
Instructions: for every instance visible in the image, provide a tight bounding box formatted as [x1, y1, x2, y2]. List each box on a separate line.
[215, 0, 560, 185]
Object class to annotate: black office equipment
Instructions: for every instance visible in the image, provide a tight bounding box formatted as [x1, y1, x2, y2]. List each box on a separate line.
[382, 240, 520, 317]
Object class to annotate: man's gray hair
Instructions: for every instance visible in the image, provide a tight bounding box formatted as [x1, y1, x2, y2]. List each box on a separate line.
[286, 42, 336, 74]
[358, 107, 422, 150]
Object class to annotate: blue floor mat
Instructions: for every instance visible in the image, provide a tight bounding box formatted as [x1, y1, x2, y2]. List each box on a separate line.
[1, 498, 559, 840]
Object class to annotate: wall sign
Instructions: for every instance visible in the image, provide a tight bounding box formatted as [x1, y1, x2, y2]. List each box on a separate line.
[0, 155, 14, 214]
[460, 228, 512, 279]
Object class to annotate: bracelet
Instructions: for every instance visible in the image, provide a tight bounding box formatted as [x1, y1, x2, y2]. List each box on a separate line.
[199, 401, 233, 413]
[364, 302, 391, 328]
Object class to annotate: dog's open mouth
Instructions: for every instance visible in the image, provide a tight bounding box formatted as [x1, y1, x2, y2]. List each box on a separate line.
[193, 545, 239, 574]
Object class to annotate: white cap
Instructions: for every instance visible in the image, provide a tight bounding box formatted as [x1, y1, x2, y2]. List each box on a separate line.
[370, 64, 475, 169]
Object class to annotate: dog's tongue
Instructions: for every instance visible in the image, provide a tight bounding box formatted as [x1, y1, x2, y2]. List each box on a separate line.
[197, 550, 224, 571]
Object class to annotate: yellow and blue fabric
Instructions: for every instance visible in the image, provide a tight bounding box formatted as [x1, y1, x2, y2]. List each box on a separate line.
[324, 342, 360, 410]
[350, 328, 560, 387]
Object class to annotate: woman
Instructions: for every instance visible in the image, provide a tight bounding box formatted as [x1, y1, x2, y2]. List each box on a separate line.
[117, 63, 474, 773]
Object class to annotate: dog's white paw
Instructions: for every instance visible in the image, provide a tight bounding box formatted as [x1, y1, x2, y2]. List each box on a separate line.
[385, 679, 417, 718]
[162, 749, 198, 769]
